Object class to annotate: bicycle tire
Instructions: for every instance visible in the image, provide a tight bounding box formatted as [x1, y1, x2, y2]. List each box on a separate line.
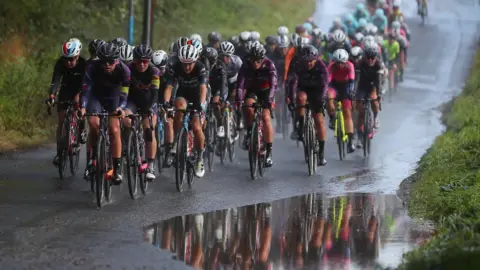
[126, 130, 138, 199]
[58, 119, 70, 181]
[363, 106, 369, 158]
[69, 121, 81, 176]
[282, 102, 289, 140]
[156, 122, 164, 173]
[95, 135, 105, 207]
[175, 128, 187, 192]
[302, 114, 309, 164]
[227, 112, 236, 163]
[187, 131, 195, 188]
[336, 112, 344, 161]
[207, 115, 216, 172]
[249, 121, 259, 180]
[103, 137, 112, 203]
[307, 117, 316, 176]
[138, 129, 148, 196]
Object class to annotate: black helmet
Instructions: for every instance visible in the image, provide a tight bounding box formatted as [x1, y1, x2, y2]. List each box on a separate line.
[111, 37, 128, 47]
[173, 37, 189, 54]
[364, 45, 378, 58]
[265, 35, 277, 45]
[208, 32, 221, 43]
[133, 44, 154, 59]
[88, 39, 106, 55]
[204, 47, 218, 63]
[97, 42, 120, 60]
[300, 45, 318, 61]
[249, 43, 266, 59]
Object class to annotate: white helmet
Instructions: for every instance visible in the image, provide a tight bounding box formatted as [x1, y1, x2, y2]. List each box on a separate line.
[190, 33, 202, 43]
[300, 37, 311, 46]
[152, 50, 168, 67]
[374, 35, 384, 45]
[119, 45, 134, 62]
[61, 41, 81, 57]
[332, 30, 346, 43]
[351, 46, 363, 58]
[191, 39, 203, 54]
[333, 17, 342, 27]
[277, 35, 290, 48]
[370, 26, 378, 35]
[312, 28, 322, 37]
[364, 39, 377, 49]
[277, 26, 289, 36]
[355, 32, 365, 42]
[68, 38, 82, 51]
[219, 41, 235, 55]
[392, 21, 401, 29]
[393, 0, 401, 7]
[333, 49, 349, 63]
[364, 35, 376, 44]
[239, 31, 251, 42]
[250, 31, 261, 41]
[178, 44, 199, 64]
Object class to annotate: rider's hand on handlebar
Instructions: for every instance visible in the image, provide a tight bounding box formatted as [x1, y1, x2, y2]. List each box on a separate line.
[45, 94, 55, 107]
[115, 107, 125, 118]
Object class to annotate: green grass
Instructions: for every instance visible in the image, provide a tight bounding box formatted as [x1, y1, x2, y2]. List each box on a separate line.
[398, 50, 480, 270]
[0, 0, 313, 152]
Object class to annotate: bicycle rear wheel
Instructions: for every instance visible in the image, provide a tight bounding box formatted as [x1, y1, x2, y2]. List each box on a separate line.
[307, 118, 316, 176]
[69, 121, 81, 176]
[187, 132, 195, 188]
[58, 119, 70, 181]
[282, 102, 289, 140]
[126, 130, 138, 199]
[175, 129, 187, 192]
[336, 113, 345, 161]
[206, 115, 217, 172]
[103, 138, 113, 203]
[138, 131, 148, 196]
[227, 112, 236, 163]
[249, 121, 259, 180]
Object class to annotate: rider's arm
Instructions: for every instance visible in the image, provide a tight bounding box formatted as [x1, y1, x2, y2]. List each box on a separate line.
[150, 66, 161, 109]
[198, 66, 208, 105]
[49, 61, 62, 96]
[375, 63, 383, 94]
[80, 63, 94, 108]
[288, 69, 298, 101]
[347, 61, 356, 94]
[119, 62, 131, 109]
[220, 66, 228, 101]
[235, 64, 247, 103]
[267, 61, 278, 101]
[163, 64, 177, 103]
[318, 60, 329, 100]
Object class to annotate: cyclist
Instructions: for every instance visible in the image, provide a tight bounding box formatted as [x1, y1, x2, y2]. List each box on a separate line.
[271, 35, 291, 133]
[350, 46, 363, 69]
[264, 35, 278, 57]
[416, 0, 428, 16]
[392, 27, 408, 82]
[207, 31, 222, 49]
[356, 18, 368, 35]
[277, 26, 289, 37]
[111, 37, 128, 47]
[355, 46, 383, 148]
[371, 8, 388, 35]
[164, 44, 208, 178]
[287, 45, 329, 165]
[378, 0, 392, 17]
[326, 30, 352, 63]
[383, 33, 400, 91]
[236, 44, 277, 167]
[354, 3, 370, 21]
[190, 33, 203, 46]
[47, 40, 87, 167]
[250, 31, 261, 42]
[327, 49, 356, 153]
[328, 18, 347, 34]
[80, 43, 130, 184]
[343, 13, 359, 39]
[151, 50, 175, 166]
[119, 44, 134, 65]
[87, 39, 105, 64]
[205, 47, 228, 140]
[122, 45, 159, 181]
[388, 0, 404, 26]
[237, 31, 252, 62]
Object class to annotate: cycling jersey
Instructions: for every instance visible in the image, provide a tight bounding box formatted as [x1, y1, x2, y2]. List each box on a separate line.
[236, 58, 277, 104]
[356, 59, 383, 96]
[198, 54, 211, 75]
[224, 54, 243, 86]
[125, 63, 160, 113]
[50, 56, 87, 106]
[209, 61, 228, 100]
[81, 61, 131, 113]
[395, 35, 408, 50]
[383, 40, 400, 61]
[236, 45, 250, 62]
[165, 61, 208, 108]
[86, 57, 98, 66]
[354, 9, 369, 21]
[388, 11, 404, 25]
[283, 47, 297, 82]
[328, 61, 355, 83]
[270, 49, 287, 85]
[326, 40, 352, 59]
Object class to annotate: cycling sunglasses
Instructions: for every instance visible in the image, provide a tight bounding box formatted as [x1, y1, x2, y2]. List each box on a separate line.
[134, 59, 151, 65]
[100, 59, 116, 65]
[248, 57, 264, 64]
[61, 56, 77, 62]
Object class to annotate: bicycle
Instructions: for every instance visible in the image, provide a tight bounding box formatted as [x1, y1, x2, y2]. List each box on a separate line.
[297, 103, 318, 176]
[419, 0, 428, 25]
[333, 100, 348, 161]
[216, 101, 238, 164]
[47, 101, 82, 185]
[359, 97, 376, 157]
[242, 103, 271, 180]
[174, 103, 199, 192]
[205, 102, 218, 172]
[125, 112, 154, 199]
[85, 110, 122, 208]
[155, 105, 173, 173]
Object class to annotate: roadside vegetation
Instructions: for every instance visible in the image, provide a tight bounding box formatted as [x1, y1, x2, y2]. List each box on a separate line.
[398, 50, 480, 269]
[0, 0, 312, 152]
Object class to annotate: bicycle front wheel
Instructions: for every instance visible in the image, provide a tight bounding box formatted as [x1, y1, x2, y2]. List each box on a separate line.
[249, 121, 259, 180]
[306, 117, 316, 176]
[175, 128, 187, 192]
[58, 119, 70, 182]
[69, 121, 81, 176]
[155, 123, 164, 173]
[138, 131, 148, 196]
[126, 130, 138, 199]
[336, 112, 345, 161]
[95, 135, 106, 207]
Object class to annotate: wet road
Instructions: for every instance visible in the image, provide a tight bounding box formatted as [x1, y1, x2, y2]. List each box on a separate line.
[1, 0, 479, 269]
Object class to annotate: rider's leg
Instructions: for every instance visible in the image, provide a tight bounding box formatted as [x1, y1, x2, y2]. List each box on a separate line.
[294, 91, 307, 139]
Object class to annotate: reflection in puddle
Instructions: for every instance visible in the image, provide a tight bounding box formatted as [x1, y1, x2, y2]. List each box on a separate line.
[144, 193, 421, 269]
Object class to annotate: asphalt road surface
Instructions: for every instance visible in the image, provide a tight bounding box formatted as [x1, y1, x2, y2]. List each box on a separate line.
[1, 0, 479, 269]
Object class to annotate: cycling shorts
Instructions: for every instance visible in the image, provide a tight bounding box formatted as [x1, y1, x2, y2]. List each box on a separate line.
[244, 88, 272, 108]
[125, 100, 157, 115]
[86, 95, 119, 113]
[298, 88, 325, 114]
[175, 87, 201, 111]
[328, 81, 352, 110]
[57, 86, 81, 112]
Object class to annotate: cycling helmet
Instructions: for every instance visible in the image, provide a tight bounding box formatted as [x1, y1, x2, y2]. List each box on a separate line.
[133, 44, 153, 59]
[250, 31, 261, 41]
[312, 28, 322, 38]
[68, 38, 82, 51]
[332, 30, 346, 43]
[332, 49, 348, 63]
[111, 37, 128, 47]
[364, 35, 375, 44]
[364, 45, 379, 58]
[351, 46, 363, 58]
[393, 0, 401, 7]
[333, 18, 342, 27]
[249, 43, 266, 59]
[190, 33, 202, 43]
[277, 26, 289, 36]
[300, 45, 318, 61]
[204, 47, 218, 63]
[344, 13, 354, 22]
[248, 41, 262, 52]
[355, 32, 365, 43]
[208, 32, 221, 43]
[219, 41, 235, 55]
[239, 31, 251, 42]
[356, 3, 365, 10]
[290, 33, 300, 47]
[61, 41, 81, 57]
[178, 44, 199, 63]
[277, 35, 290, 48]
[119, 45, 134, 62]
[175, 37, 189, 51]
[229, 36, 239, 46]
[375, 35, 384, 45]
[265, 35, 277, 45]
[302, 22, 313, 34]
[299, 37, 311, 47]
[152, 50, 168, 67]
[88, 39, 105, 55]
[295, 25, 306, 34]
[189, 38, 203, 54]
[375, 8, 384, 17]
[392, 21, 401, 29]
[358, 18, 367, 28]
[97, 43, 120, 60]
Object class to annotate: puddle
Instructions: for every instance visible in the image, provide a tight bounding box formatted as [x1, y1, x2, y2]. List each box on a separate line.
[144, 193, 430, 269]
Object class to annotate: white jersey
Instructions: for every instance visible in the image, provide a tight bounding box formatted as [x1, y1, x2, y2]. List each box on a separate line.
[225, 54, 243, 84]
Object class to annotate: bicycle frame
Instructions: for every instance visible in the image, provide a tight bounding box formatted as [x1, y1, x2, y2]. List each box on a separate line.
[127, 113, 153, 174]
[334, 101, 348, 142]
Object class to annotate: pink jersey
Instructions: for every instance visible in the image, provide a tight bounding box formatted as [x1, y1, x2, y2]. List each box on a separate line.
[328, 61, 355, 82]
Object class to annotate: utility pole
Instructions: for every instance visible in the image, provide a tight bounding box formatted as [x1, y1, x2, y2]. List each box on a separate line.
[142, 0, 152, 46]
[150, 0, 156, 47]
[128, 0, 134, 45]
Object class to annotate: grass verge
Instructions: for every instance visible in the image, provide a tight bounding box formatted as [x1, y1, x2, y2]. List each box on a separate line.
[397, 49, 480, 269]
[0, 0, 314, 153]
